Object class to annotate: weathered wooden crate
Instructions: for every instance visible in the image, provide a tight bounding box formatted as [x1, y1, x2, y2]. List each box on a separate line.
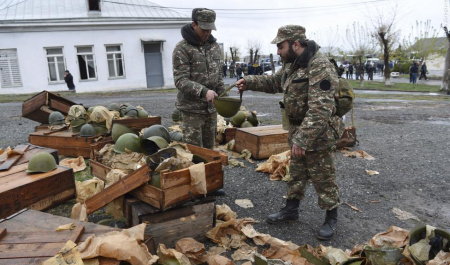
[124, 197, 215, 253]
[112, 116, 161, 131]
[234, 125, 289, 159]
[0, 209, 120, 264]
[0, 162, 75, 219]
[90, 143, 225, 210]
[22, 90, 78, 124]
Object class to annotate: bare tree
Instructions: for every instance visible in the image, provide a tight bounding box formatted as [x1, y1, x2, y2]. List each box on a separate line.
[371, 9, 399, 86]
[311, 26, 341, 58]
[246, 39, 262, 64]
[229, 45, 241, 63]
[442, 26, 450, 94]
[346, 22, 376, 87]
[403, 20, 439, 63]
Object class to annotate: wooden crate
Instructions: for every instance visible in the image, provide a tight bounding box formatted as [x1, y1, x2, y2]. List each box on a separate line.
[0, 163, 75, 219]
[125, 197, 215, 253]
[22, 90, 78, 124]
[112, 116, 161, 131]
[90, 143, 225, 210]
[0, 209, 120, 264]
[234, 125, 289, 159]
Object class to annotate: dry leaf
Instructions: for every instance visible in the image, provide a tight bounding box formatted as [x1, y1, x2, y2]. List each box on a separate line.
[235, 199, 254, 208]
[365, 169, 379, 175]
[392, 207, 420, 221]
[344, 202, 362, 212]
[55, 223, 75, 231]
[342, 150, 375, 160]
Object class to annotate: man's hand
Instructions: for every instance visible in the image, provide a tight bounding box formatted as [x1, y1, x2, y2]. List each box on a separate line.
[206, 90, 218, 103]
[236, 79, 247, 94]
[291, 144, 305, 158]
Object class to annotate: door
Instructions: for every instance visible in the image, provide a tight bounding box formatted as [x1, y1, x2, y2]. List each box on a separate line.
[143, 43, 164, 88]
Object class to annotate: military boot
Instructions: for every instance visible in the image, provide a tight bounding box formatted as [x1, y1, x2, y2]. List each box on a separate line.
[266, 199, 300, 224]
[317, 207, 338, 240]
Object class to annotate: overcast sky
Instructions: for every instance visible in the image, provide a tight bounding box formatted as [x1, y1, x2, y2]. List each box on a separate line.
[150, 0, 447, 58]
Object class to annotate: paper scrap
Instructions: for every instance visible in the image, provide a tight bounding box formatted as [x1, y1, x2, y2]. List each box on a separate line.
[392, 207, 420, 221]
[365, 169, 379, 175]
[235, 199, 254, 208]
[55, 223, 76, 231]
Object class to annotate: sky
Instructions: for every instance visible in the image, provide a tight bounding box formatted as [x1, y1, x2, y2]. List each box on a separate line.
[150, 0, 447, 59]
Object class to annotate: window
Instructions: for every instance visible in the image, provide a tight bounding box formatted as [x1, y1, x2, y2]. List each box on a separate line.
[0, 49, 23, 88]
[77, 46, 97, 80]
[88, 0, 100, 11]
[45, 47, 65, 82]
[106, 45, 125, 78]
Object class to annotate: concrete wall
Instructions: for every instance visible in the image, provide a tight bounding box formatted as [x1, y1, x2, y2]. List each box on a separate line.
[0, 26, 184, 94]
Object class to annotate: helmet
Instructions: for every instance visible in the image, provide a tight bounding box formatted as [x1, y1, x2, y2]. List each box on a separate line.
[79, 124, 96, 137]
[108, 103, 120, 111]
[408, 225, 450, 265]
[112, 123, 135, 143]
[119, 103, 132, 117]
[92, 123, 109, 135]
[142, 136, 168, 155]
[70, 117, 87, 132]
[172, 108, 181, 122]
[146, 147, 177, 171]
[49, 111, 65, 125]
[215, 96, 242, 118]
[124, 106, 139, 118]
[26, 152, 57, 173]
[241, 121, 253, 128]
[114, 133, 142, 153]
[141, 125, 170, 143]
[230, 111, 246, 127]
[137, 109, 149, 118]
[87, 106, 95, 115]
[247, 112, 259, 126]
[169, 131, 183, 142]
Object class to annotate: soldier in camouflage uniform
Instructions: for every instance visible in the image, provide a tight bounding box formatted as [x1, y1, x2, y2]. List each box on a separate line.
[236, 25, 344, 240]
[172, 8, 225, 149]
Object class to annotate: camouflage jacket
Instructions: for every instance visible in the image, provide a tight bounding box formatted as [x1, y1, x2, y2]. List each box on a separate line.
[173, 24, 225, 114]
[243, 52, 341, 151]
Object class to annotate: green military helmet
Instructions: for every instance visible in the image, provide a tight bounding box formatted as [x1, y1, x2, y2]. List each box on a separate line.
[169, 131, 183, 142]
[142, 136, 168, 155]
[92, 123, 110, 135]
[48, 111, 65, 125]
[137, 108, 149, 118]
[26, 152, 57, 173]
[70, 117, 87, 132]
[241, 121, 253, 128]
[141, 125, 170, 143]
[108, 103, 120, 111]
[172, 108, 181, 122]
[87, 106, 95, 115]
[114, 133, 142, 153]
[124, 106, 139, 118]
[163, 258, 181, 265]
[230, 111, 246, 127]
[119, 103, 132, 117]
[112, 123, 136, 143]
[247, 111, 259, 126]
[408, 225, 450, 265]
[79, 123, 96, 137]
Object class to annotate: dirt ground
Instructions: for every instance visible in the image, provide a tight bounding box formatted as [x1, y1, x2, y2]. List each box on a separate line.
[1, 88, 450, 253]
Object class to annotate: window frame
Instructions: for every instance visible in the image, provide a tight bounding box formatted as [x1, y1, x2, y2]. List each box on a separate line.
[44, 46, 66, 84]
[76, 45, 98, 81]
[0, 48, 23, 88]
[105, 44, 126, 79]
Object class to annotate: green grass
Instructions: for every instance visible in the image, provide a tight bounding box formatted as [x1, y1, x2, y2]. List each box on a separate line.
[349, 80, 441, 92]
[356, 93, 450, 101]
[0, 88, 178, 103]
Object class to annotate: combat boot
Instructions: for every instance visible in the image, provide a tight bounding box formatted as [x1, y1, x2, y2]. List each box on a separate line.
[266, 199, 300, 224]
[317, 207, 338, 240]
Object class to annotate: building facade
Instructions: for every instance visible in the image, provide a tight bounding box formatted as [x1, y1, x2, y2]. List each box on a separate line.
[0, 0, 190, 94]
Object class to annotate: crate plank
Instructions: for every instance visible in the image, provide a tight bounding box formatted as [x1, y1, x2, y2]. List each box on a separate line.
[22, 91, 78, 124]
[84, 165, 150, 215]
[0, 145, 29, 172]
[234, 125, 289, 159]
[0, 166, 75, 219]
[28, 189, 75, 211]
[112, 116, 162, 131]
[0, 257, 120, 265]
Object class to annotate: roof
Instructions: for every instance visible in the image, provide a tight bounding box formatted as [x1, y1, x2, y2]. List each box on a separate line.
[0, 0, 189, 22]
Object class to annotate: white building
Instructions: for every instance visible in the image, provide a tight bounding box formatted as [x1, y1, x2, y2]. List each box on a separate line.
[0, 0, 190, 94]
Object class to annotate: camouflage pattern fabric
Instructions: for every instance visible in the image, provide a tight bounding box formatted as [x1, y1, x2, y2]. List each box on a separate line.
[271, 25, 307, 44]
[288, 146, 339, 210]
[195, 9, 216, 30]
[172, 25, 224, 115]
[180, 111, 217, 149]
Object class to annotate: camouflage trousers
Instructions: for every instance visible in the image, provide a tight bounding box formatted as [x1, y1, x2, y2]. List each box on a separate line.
[180, 111, 217, 149]
[287, 128, 340, 210]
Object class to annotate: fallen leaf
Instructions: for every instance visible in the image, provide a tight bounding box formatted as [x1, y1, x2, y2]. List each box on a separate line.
[235, 199, 254, 208]
[342, 150, 375, 160]
[392, 207, 420, 221]
[344, 203, 362, 212]
[365, 169, 379, 175]
[369, 200, 381, 203]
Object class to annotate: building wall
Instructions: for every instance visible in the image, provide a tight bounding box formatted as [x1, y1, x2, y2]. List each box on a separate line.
[0, 26, 184, 94]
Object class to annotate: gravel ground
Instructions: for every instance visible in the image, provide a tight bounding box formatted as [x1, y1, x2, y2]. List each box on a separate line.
[1, 87, 450, 252]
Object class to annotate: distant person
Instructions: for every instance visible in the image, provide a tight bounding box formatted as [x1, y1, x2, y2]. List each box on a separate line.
[344, 64, 349, 79]
[64, 70, 75, 91]
[348, 64, 354, 79]
[235, 63, 243, 80]
[410, 62, 419, 84]
[355, 63, 360, 80]
[367, 64, 374, 80]
[222, 63, 227, 77]
[338, 64, 345, 77]
[229, 63, 235, 78]
[419, 62, 428, 80]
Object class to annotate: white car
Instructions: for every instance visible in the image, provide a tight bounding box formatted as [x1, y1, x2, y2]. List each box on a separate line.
[263, 65, 282, 75]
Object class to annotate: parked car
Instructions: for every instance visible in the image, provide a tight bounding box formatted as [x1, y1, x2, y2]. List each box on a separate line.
[263, 65, 282, 75]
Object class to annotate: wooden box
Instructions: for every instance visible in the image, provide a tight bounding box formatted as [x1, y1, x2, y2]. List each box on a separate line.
[22, 90, 78, 124]
[90, 143, 225, 210]
[0, 209, 120, 264]
[125, 197, 215, 253]
[0, 164, 75, 219]
[112, 116, 161, 131]
[234, 125, 289, 159]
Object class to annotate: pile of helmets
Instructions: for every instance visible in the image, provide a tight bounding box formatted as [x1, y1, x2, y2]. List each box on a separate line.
[114, 103, 149, 118]
[66, 105, 87, 132]
[48, 111, 66, 126]
[141, 125, 170, 155]
[26, 152, 58, 173]
[229, 110, 259, 128]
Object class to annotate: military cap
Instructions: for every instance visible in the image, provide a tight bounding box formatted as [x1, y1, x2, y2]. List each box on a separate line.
[192, 8, 216, 30]
[271, 25, 307, 44]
